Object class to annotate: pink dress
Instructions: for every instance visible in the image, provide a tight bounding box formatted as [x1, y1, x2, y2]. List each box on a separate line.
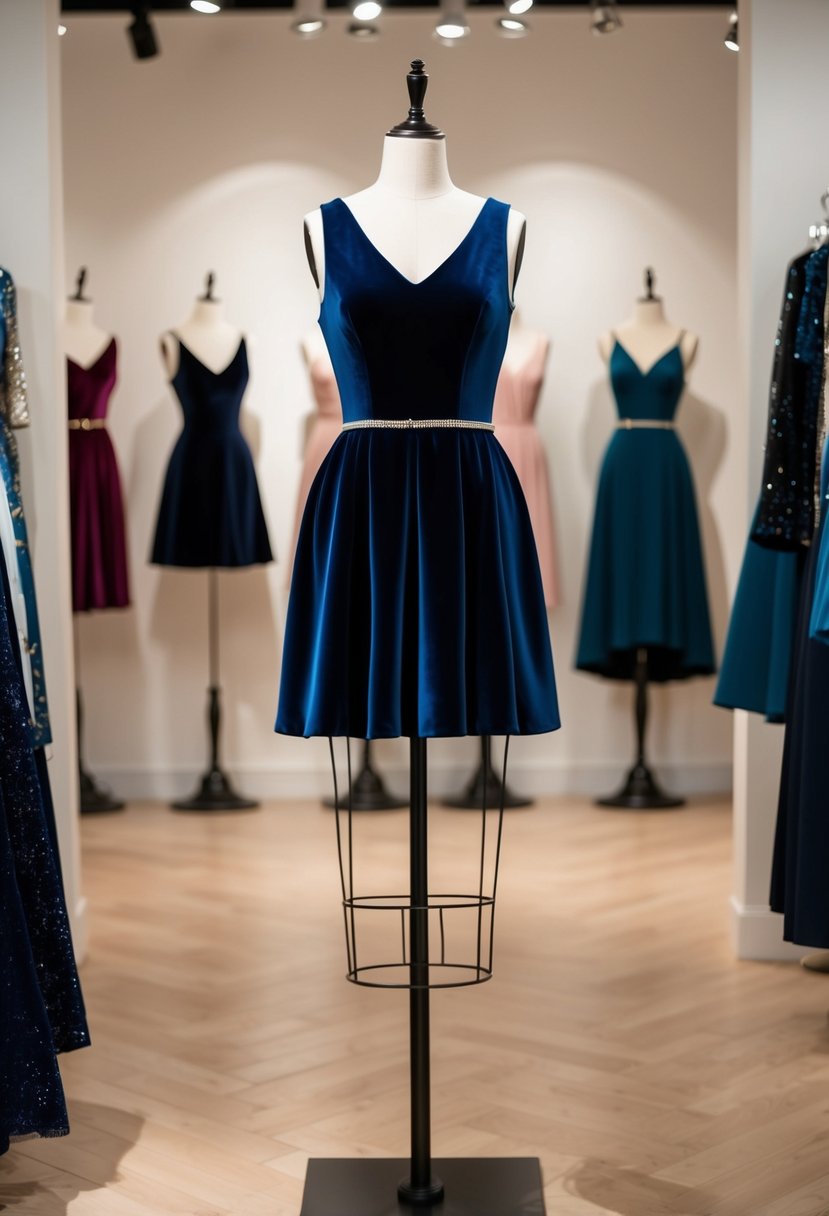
[492, 333, 558, 608]
[286, 353, 342, 586]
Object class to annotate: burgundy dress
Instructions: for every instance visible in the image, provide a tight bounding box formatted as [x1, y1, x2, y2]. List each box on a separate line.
[67, 337, 130, 611]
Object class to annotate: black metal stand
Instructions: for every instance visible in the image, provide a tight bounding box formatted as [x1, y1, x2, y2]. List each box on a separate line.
[301, 736, 545, 1215]
[323, 740, 407, 811]
[443, 736, 532, 810]
[598, 648, 684, 810]
[172, 569, 258, 813]
[77, 687, 124, 815]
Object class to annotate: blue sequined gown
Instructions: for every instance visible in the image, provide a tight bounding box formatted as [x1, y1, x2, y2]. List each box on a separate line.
[576, 337, 715, 681]
[0, 268, 90, 1155]
[276, 197, 559, 740]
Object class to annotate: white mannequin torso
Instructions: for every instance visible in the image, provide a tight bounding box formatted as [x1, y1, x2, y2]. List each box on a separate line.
[63, 299, 113, 368]
[160, 299, 244, 380]
[304, 136, 526, 300]
[598, 298, 699, 373]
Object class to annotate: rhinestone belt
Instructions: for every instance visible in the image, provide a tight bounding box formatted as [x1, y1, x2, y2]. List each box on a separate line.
[617, 418, 675, 430]
[68, 418, 107, 431]
[342, 418, 495, 432]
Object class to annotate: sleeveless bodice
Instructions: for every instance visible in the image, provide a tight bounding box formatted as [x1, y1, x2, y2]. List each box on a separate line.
[67, 338, 117, 421]
[172, 338, 248, 436]
[610, 340, 685, 422]
[319, 196, 513, 425]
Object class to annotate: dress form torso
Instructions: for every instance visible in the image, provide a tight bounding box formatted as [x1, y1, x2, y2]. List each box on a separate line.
[63, 299, 112, 369]
[160, 299, 244, 380]
[599, 298, 698, 373]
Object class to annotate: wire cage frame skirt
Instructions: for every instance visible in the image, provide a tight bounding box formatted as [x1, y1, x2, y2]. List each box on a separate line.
[328, 737, 510, 990]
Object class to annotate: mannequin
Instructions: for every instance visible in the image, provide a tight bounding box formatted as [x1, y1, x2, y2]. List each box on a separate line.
[598, 268, 698, 374]
[63, 269, 113, 369]
[160, 274, 244, 380]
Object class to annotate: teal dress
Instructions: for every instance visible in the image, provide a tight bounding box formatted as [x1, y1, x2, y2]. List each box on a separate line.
[576, 336, 715, 682]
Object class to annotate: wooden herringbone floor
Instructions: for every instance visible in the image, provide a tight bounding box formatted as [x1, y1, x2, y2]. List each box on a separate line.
[2, 795, 829, 1216]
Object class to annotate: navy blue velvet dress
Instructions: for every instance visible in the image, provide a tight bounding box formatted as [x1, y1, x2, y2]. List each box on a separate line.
[275, 197, 559, 740]
[0, 545, 90, 1155]
[151, 337, 273, 568]
[575, 339, 715, 682]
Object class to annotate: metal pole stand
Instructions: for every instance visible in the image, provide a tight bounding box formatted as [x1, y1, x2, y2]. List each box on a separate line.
[300, 737, 546, 1216]
[323, 740, 408, 811]
[443, 736, 532, 810]
[598, 648, 684, 810]
[77, 687, 125, 815]
[173, 569, 258, 813]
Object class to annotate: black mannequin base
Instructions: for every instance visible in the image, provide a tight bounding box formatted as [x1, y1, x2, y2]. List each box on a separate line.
[443, 738, 532, 810]
[323, 741, 408, 811]
[300, 1157, 545, 1215]
[79, 765, 125, 815]
[597, 761, 685, 810]
[172, 766, 259, 812]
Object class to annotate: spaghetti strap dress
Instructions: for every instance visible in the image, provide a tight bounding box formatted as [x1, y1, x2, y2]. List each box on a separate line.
[275, 197, 559, 740]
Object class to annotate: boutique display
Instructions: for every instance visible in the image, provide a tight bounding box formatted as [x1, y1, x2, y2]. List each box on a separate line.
[151, 332, 272, 569]
[275, 194, 559, 740]
[765, 240, 829, 948]
[67, 336, 130, 612]
[576, 327, 715, 683]
[0, 267, 90, 1155]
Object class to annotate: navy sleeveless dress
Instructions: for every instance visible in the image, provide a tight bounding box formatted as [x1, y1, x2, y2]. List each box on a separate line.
[275, 197, 559, 740]
[151, 337, 273, 568]
[576, 338, 715, 682]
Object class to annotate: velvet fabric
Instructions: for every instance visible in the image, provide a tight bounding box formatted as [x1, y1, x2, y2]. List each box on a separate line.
[575, 340, 715, 682]
[151, 337, 273, 568]
[275, 197, 559, 739]
[67, 338, 130, 611]
[0, 547, 90, 1155]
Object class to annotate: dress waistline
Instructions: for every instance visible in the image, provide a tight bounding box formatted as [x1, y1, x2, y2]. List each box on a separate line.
[68, 418, 107, 431]
[617, 418, 675, 430]
[342, 418, 495, 432]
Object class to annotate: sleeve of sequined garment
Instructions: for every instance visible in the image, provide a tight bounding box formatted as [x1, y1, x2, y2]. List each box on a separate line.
[0, 269, 31, 430]
[752, 248, 826, 550]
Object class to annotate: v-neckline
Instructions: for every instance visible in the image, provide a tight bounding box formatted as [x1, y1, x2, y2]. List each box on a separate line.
[336, 196, 494, 288]
[67, 336, 115, 373]
[613, 337, 682, 378]
[174, 333, 245, 378]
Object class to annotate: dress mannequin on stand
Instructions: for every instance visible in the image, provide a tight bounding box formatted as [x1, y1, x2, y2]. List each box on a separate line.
[279, 60, 558, 1215]
[577, 268, 714, 808]
[154, 273, 273, 811]
[64, 268, 129, 814]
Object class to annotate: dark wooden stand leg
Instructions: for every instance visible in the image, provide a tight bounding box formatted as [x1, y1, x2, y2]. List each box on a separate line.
[323, 740, 408, 811]
[77, 686, 125, 814]
[442, 736, 532, 810]
[598, 648, 685, 810]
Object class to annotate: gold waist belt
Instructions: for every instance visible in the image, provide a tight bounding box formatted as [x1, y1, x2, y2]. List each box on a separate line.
[68, 418, 107, 431]
[617, 418, 675, 430]
[342, 418, 495, 432]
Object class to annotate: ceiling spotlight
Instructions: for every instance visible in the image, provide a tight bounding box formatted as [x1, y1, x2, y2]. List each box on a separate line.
[347, 18, 379, 37]
[292, 0, 326, 35]
[58, 23, 68, 35]
[127, 5, 160, 59]
[191, 1, 221, 11]
[496, 15, 529, 36]
[590, 1, 622, 35]
[435, 0, 469, 41]
[507, 0, 532, 14]
[352, 0, 381, 18]
[724, 10, 739, 51]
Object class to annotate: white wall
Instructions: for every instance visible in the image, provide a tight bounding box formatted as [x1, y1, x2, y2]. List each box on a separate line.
[0, 0, 86, 953]
[61, 8, 738, 800]
[731, 0, 829, 960]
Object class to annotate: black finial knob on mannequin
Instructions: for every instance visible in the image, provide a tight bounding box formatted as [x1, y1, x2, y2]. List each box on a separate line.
[71, 267, 89, 302]
[200, 271, 217, 302]
[640, 267, 660, 302]
[387, 59, 445, 140]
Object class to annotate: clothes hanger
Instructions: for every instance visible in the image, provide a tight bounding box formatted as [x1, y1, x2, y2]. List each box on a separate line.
[808, 189, 829, 247]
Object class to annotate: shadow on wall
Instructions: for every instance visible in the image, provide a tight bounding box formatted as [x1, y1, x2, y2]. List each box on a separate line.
[0, 1101, 144, 1215]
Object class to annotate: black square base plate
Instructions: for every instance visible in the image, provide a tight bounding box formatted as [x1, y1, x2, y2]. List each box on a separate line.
[300, 1157, 545, 1216]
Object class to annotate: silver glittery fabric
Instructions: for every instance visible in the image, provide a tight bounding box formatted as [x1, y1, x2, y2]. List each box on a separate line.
[0, 270, 30, 429]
